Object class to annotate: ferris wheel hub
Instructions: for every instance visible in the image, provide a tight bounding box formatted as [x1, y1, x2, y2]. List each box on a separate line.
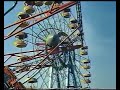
[45, 34, 59, 47]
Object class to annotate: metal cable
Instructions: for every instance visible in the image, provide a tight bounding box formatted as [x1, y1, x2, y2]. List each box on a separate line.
[4, 1, 17, 16]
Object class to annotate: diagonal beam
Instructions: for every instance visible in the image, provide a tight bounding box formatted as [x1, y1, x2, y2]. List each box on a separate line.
[4, 1, 77, 40]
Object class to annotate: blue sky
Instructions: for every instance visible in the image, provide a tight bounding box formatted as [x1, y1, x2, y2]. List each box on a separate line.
[4, 1, 116, 89]
[81, 1, 116, 89]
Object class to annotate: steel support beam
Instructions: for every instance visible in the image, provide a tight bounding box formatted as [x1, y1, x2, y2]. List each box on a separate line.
[4, 1, 77, 40]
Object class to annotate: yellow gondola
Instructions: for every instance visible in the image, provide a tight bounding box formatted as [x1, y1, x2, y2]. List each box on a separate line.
[34, 1, 43, 6]
[24, 5, 35, 14]
[44, 1, 53, 5]
[80, 50, 88, 55]
[19, 22, 29, 28]
[81, 79, 91, 83]
[52, 3, 60, 9]
[81, 59, 90, 64]
[17, 55, 29, 62]
[15, 32, 28, 39]
[70, 18, 78, 23]
[24, 1, 35, 6]
[73, 30, 81, 36]
[83, 73, 91, 77]
[81, 65, 91, 69]
[13, 39, 27, 48]
[61, 12, 71, 18]
[52, 1, 62, 9]
[17, 12, 29, 19]
[68, 23, 78, 29]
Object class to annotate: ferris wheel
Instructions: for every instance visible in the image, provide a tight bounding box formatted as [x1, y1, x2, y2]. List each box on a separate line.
[4, 1, 91, 89]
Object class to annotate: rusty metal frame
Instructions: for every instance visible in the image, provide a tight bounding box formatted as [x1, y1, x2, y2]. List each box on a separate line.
[4, 1, 77, 40]
[4, 1, 81, 88]
[5, 45, 81, 67]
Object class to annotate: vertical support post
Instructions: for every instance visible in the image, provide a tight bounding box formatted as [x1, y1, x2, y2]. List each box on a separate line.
[66, 51, 77, 88]
[56, 70, 60, 88]
[49, 66, 53, 88]
[69, 51, 77, 88]
[67, 65, 70, 88]
[76, 1, 84, 46]
[65, 53, 69, 88]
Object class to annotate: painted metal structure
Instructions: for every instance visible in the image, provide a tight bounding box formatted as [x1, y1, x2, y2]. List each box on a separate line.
[4, 1, 91, 89]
